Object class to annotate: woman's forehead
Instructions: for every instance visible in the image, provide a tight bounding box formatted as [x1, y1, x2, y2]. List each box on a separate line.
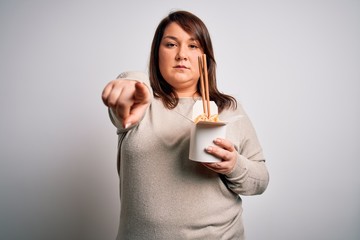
[163, 22, 197, 41]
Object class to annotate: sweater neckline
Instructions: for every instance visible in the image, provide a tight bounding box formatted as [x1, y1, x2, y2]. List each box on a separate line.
[178, 97, 201, 103]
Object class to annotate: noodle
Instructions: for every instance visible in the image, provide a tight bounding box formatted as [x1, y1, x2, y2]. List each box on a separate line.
[194, 113, 220, 123]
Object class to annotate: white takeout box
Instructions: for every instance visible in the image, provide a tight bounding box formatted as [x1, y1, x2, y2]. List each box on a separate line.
[189, 101, 227, 163]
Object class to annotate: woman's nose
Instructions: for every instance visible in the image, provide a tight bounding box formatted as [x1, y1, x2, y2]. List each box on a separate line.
[175, 46, 188, 60]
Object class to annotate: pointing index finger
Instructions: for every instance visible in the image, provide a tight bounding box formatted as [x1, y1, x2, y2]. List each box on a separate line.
[134, 82, 151, 104]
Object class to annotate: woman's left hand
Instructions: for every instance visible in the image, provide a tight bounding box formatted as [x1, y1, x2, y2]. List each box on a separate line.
[202, 138, 238, 175]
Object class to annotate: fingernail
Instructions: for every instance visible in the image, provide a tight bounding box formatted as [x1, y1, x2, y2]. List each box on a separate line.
[124, 122, 131, 128]
[214, 138, 221, 143]
[205, 146, 213, 152]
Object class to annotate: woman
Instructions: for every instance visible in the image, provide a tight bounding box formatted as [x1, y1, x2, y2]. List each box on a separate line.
[102, 10, 269, 240]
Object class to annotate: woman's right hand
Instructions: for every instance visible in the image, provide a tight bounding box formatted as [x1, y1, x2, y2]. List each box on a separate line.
[102, 79, 151, 128]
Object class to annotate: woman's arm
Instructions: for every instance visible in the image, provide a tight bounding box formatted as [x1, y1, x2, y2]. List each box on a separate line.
[224, 153, 269, 196]
[203, 105, 269, 195]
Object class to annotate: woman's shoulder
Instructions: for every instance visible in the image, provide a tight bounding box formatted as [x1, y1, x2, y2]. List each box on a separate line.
[220, 101, 247, 120]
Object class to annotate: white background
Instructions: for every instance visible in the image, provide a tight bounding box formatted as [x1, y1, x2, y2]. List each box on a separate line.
[1, 0, 359, 239]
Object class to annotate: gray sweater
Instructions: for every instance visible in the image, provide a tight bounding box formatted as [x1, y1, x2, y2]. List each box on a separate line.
[109, 72, 269, 240]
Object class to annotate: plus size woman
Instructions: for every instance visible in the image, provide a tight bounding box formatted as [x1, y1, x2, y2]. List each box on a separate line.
[102, 10, 269, 240]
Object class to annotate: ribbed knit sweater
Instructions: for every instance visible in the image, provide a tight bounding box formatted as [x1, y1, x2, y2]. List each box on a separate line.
[108, 72, 269, 240]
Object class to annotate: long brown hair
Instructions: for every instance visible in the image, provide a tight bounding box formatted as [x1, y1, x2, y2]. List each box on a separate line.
[149, 10, 237, 112]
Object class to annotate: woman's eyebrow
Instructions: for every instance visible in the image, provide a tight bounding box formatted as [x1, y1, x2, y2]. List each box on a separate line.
[162, 35, 197, 42]
[162, 35, 177, 41]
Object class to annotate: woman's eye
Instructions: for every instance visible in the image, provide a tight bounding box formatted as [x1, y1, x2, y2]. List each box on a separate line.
[166, 42, 176, 48]
[189, 44, 199, 49]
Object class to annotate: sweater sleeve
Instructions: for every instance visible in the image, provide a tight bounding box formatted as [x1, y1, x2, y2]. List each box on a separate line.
[223, 107, 269, 196]
[108, 71, 152, 132]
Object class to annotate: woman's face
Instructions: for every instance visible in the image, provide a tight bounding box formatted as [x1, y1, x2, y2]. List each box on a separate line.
[159, 22, 203, 97]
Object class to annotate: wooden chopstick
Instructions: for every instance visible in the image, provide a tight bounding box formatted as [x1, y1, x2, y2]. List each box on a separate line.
[198, 56, 207, 117]
[202, 54, 211, 118]
[198, 54, 211, 118]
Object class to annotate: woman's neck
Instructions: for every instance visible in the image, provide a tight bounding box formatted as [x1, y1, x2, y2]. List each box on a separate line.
[176, 90, 200, 98]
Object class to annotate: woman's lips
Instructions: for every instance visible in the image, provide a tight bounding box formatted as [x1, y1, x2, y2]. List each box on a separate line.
[174, 65, 188, 69]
